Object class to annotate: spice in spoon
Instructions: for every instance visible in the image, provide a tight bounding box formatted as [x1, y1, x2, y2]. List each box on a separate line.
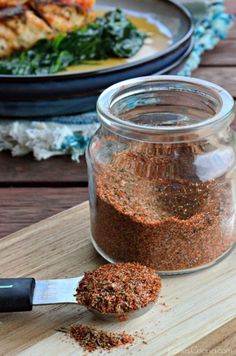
[76, 262, 161, 317]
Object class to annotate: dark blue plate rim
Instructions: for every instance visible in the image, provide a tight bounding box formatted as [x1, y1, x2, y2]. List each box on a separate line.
[157, 36, 194, 75]
[0, 0, 194, 82]
[0, 40, 193, 118]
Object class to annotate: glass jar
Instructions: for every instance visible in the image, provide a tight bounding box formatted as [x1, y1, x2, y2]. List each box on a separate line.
[86, 76, 236, 274]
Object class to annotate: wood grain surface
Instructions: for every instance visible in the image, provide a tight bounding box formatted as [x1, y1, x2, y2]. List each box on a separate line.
[178, 318, 236, 356]
[0, 0, 235, 353]
[225, 0, 236, 14]
[0, 152, 87, 184]
[228, 21, 236, 39]
[193, 67, 236, 97]
[0, 188, 88, 238]
[201, 40, 236, 66]
[0, 203, 235, 356]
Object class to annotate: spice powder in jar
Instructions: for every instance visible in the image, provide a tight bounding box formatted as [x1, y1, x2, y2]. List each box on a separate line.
[87, 76, 236, 274]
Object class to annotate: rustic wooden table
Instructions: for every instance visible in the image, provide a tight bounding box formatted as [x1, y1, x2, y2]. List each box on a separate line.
[0, 1, 235, 354]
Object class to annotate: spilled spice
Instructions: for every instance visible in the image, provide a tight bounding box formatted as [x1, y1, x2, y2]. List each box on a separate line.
[134, 330, 148, 345]
[76, 262, 161, 317]
[159, 301, 172, 313]
[70, 324, 134, 352]
[92, 142, 235, 271]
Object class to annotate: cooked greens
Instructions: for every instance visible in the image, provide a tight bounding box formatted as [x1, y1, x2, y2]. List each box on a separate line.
[0, 9, 146, 75]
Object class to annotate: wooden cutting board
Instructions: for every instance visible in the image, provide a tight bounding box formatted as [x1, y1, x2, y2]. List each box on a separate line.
[0, 201, 235, 356]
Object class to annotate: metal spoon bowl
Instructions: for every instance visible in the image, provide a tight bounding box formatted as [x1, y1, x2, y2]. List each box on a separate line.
[89, 303, 155, 321]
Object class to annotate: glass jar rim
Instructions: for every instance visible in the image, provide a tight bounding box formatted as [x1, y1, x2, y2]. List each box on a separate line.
[97, 76, 234, 138]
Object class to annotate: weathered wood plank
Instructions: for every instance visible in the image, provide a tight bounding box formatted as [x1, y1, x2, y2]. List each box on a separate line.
[0, 187, 88, 238]
[228, 21, 236, 39]
[201, 40, 236, 66]
[193, 67, 236, 97]
[225, 0, 236, 14]
[179, 318, 236, 356]
[0, 152, 87, 184]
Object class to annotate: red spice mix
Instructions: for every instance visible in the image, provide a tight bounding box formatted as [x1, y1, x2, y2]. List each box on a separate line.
[92, 142, 235, 271]
[70, 324, 134, 352]
[76, 262, 161, 315]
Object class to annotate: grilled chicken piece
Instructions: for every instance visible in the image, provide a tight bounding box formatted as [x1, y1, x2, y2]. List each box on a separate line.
[0, 0, 28, 7]
[0, 0, 95, 8]
[0, 24, 17, 57]
[32, 1, 95, 33]
[0, 7, 23, 57]
[52, 0, 95, 7]
[7, 9, 54, 46]
[0, 6, 53, 57]
[0, 0, 96, 58]
[0, 4, 23, 18]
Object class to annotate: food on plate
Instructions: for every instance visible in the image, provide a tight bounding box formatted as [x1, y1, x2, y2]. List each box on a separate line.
[0, 0, 95, 58]
[0, 9, 146, 75]
[30, 0, 95, 33]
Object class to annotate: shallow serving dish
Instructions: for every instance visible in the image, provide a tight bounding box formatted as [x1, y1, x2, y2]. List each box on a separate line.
[0, 0, 193, 118]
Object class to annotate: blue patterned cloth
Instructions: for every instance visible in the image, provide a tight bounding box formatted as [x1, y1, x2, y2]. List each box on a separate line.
[179, 1, 234, 75]
[0, 0, 233, 161]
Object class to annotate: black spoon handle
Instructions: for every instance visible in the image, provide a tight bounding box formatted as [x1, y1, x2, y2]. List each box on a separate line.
[0, 278, 35, 312]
